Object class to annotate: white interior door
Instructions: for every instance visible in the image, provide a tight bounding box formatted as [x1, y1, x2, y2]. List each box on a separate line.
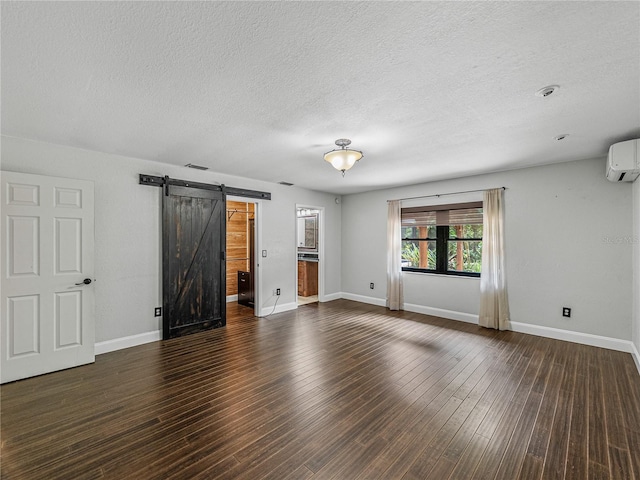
[1, 171, 95, 384]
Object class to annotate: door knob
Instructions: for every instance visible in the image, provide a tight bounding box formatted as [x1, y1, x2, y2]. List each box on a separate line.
[75, 278, 93, 286]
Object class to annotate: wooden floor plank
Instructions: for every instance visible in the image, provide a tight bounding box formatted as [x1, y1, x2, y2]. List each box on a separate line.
[564, 344, 589, 480]
[602, 350, 636, 480]
[447, 433, 490, 480]
[540, 343, 577, 480]
[493, 345, 549, 479]
[588, 347, 611, 478]
[1, 299, 638, 480]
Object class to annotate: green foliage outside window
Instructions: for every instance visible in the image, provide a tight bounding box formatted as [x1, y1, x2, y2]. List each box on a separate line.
[402, 241, 436, 269]
[447, 240, 482, 273]
[447, 224, 482, 273]
[401, 223, 482, 275]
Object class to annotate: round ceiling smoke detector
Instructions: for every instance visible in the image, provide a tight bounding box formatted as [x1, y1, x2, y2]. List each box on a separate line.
[535, 85, 559, 97]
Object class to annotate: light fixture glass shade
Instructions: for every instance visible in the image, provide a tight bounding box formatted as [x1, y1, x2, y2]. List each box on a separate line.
[324, 138, 363, 176]
[324, 149, 362, 172]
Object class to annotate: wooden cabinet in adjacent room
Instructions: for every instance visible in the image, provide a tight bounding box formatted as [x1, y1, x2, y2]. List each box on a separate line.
[297, 260, 318, 297]
[226, 200, 255, 301]
[238, 270, 254, 307]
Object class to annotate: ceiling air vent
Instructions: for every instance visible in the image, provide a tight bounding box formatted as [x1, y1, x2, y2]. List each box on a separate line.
[278, 181, 294, 186]
[184, 163, 209, 171]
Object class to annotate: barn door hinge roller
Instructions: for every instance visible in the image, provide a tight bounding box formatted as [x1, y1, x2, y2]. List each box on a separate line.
[138, 174, 170, 195]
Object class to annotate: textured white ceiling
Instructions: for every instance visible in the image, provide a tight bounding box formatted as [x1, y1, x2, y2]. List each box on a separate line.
[2, 1, 639, 194]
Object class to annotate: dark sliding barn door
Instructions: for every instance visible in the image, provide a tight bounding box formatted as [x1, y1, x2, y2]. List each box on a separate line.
[162, 184, 226, 339]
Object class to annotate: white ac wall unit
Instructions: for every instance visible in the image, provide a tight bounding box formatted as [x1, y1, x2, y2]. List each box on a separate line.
[606, 138, 640, 182]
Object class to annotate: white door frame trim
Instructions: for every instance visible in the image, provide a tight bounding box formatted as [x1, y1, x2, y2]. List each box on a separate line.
[227, 195, 262, 317]
[295, 204, 325, 304]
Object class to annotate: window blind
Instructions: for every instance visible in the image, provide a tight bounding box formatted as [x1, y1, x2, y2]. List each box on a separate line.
[401, 201, 483, 226]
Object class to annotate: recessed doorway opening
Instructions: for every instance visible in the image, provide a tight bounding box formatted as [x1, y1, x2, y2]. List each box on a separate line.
[296, 206, 323, 306]
[227, 197, 260, 317]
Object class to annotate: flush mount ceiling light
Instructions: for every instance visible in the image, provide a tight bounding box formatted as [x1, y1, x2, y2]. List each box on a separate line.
[324, 138, 363, 176]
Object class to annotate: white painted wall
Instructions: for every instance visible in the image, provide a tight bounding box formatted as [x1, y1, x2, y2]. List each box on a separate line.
[342, 158, 634, 341]
[1, 135, 342, 343]
[632, 179, 640, 363]
[2, 135, 634, 353]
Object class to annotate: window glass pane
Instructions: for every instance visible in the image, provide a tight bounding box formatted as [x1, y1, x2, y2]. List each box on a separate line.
[402, 225, 436, 239]
[401, 205, 483, 276]
[447, 240, 482, 273]
[402, 240, 436, 269]
[448, 224, 483, 239]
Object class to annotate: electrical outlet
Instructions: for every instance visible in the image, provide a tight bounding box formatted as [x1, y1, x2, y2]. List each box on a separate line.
[276, 288, 281, 296]
[154, 307, 162, 317]
[370, 283, 375, 289]
[562, 307, 571, 318]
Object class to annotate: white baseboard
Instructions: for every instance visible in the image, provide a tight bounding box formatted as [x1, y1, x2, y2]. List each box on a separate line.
[340, 292, 386, 307]
[403, 303, 479, 324]
[95, 330, 161, 355]
[321, 292, 343, 302]
[340, 293, 637, 357]
[510, 321, 635, 354]
[338, 294, 478, 324]
[226, 294, 238, 303]
[258, 301, 298, 317]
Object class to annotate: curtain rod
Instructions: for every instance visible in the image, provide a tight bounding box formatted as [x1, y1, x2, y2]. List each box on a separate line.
[387, 187, 506, 203]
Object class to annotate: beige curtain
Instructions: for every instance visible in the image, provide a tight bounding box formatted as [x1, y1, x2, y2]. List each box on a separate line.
[386, 200, 403, 310]
[479, 188, 510, 330]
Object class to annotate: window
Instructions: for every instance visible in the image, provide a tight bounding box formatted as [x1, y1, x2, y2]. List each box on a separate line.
[401, 202, 483, 276]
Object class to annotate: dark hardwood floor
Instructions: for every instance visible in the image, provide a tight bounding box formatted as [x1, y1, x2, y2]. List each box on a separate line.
[1, 299, 639, 479]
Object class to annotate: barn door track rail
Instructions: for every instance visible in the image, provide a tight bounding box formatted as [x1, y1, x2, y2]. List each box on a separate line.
[139, 174, 271, 200]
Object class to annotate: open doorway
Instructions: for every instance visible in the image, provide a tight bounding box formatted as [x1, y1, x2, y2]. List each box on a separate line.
[226, 198, 259, 316]
[296, 206, 321, 305]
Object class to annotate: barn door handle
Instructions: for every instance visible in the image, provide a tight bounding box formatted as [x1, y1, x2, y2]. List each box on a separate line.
[75, 278, 93, 285]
